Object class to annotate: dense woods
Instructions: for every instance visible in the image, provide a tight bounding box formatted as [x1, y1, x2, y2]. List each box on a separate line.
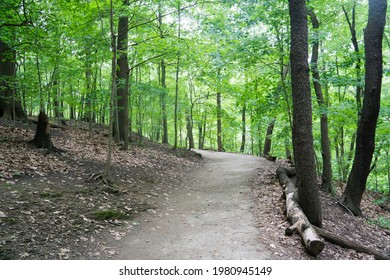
[1, 0, 389, 216]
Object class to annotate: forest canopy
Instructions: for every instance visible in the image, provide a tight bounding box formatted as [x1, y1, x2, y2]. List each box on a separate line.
[0, 0, 389, 195]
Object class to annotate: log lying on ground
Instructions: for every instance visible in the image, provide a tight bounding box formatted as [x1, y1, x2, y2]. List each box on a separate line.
[277, 166, 390, 260]
[312, 225, 390, 260]
[276, 166, 325, 256]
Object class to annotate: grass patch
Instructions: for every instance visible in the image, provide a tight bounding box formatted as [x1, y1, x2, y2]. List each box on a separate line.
[90, 209, 132, 221]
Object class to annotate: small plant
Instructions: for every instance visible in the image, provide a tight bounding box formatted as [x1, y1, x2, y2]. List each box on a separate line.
[376, 216, 390, 230]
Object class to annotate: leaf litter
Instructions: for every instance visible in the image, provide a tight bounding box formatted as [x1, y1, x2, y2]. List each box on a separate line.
[0, 119, 200, 259]
[252, 159, 390, 259]
[1, 118, 389, 260]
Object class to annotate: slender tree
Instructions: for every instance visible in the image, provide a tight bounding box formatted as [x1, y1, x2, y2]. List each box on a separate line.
[173, 1, 182, 150]
[240, 103, 246, 153]
[289, 0, 322, 226]
[342, 0, 387, 216]
[308, 8, 332, 193]
[263, 118, 275, 157]
[117, 0, 130, 150]
[104, 0, 117, 180]
[217, 91, 223, 152]
[157, 3, 168, 144]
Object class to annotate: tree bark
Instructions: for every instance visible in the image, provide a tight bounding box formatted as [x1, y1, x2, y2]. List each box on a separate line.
[161, 59, 168, 144]
[104, 0, 117, 180]
[289, 0, 322, 226]
[157, 5, 168, 145]
[217, 91, 223, 152]
[276, 167, 325, 256]
[342, 0, 387, 216]
[117, 0, 130, 150]
[186, 108, 194, 150]
[240, 103, 246, 153]
[342, 4, 363, 117]
[0, 40, 27, 121]
[173, 1, 181, 150]
[308, 9, 332, 193]
[32, 111, 53, 149]
[263, 118, 275, 157]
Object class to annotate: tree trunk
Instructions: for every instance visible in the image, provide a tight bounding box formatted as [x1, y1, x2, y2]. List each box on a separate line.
[263, 118, 275, 157]
[289, 0, 322, 227]
[342, 4, 363, 118]
[308, 9, 332, 193]
[116, 0, 129, 150]
[157, 5, 168, 145]
[342, 0, 387, 216]
[198, 124, 203, 149]
[217, 92, 223, 152]
[32, 111, 53, 149]
[104, 0, 117, 180]
[240, 103, 246, 153]
[173, 2, 181, 150]
[173, 54, 180, 149]
[276, 167, 324, 256]
[0, 40, 27, 121]
[161, 59, 168, 144]
[85, 53, 93, 133]
[186, 108, 194, 150]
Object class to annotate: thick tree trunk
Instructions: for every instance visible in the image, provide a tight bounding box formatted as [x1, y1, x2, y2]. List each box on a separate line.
[276, 167, 324, 256]
[0, 40, 27, 121]
[289, 0, 322, 226]
[342, 0, 387, 216]
[117, 0, 130, 150]
[32, 111, 53, 149]
[308, 9, 333, 193]
[217, 92, 223, 152]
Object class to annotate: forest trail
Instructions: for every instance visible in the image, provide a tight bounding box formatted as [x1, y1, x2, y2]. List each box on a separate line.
[116, 150, 274, 259]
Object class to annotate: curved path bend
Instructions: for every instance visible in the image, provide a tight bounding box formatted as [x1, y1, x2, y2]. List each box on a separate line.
[117, 150, 273, 259]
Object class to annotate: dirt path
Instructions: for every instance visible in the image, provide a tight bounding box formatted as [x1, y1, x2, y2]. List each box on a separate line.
[116, 150, 274, 260]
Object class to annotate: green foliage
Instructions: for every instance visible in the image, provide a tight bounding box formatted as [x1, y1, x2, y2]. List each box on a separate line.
[1, 0, 389, 196]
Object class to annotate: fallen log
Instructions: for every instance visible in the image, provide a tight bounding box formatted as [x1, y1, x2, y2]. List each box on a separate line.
[313, 225, 390, 260]
[276, 166, 324, 256]
[276, 167, 390, 260]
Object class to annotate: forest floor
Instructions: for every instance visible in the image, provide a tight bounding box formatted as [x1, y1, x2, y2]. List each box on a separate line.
[0, 118, 389, 260]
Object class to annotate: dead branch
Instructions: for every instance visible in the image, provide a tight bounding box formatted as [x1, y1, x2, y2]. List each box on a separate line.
[313, 225, 390, 260]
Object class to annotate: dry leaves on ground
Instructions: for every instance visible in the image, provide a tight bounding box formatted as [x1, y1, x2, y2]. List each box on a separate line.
[0, 119, 201, 259]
